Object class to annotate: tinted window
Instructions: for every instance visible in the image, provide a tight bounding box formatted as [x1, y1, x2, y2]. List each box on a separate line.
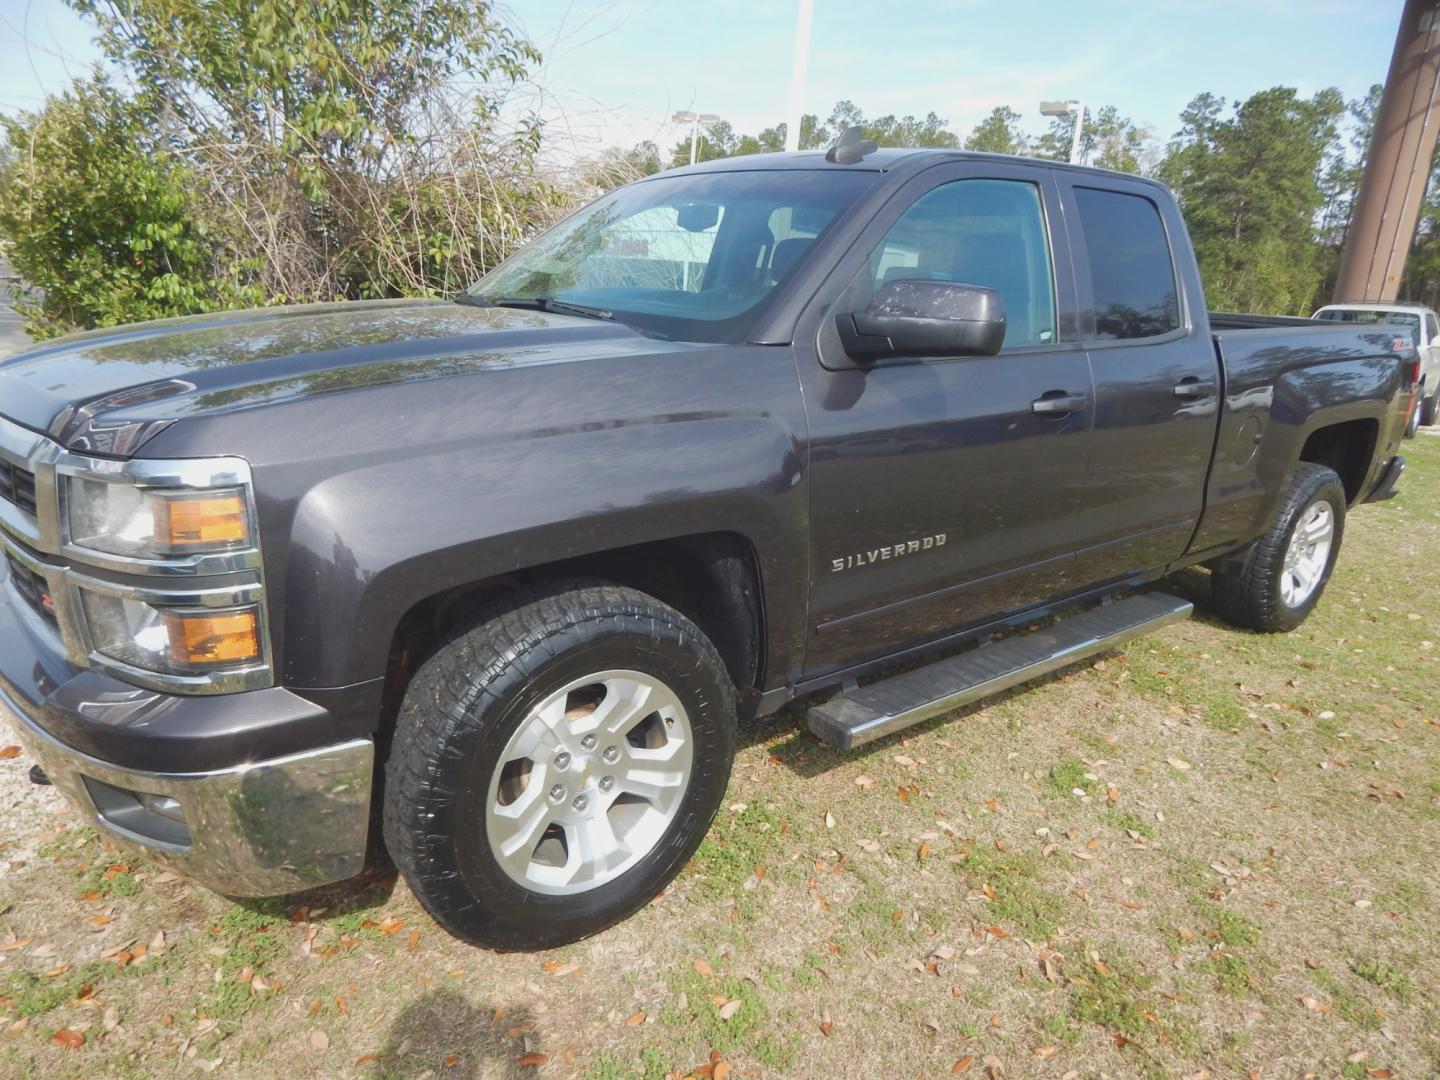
[1073, 187, 1180, 340]
[1426, 314, 1438, 341]
[868, 179, 1056, 347]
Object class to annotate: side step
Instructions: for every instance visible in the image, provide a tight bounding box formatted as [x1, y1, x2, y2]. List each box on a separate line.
[807, 593, 1193, 750]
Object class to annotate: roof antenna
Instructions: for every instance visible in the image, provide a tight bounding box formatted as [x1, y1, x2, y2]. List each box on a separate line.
[825, 125, 877, 164]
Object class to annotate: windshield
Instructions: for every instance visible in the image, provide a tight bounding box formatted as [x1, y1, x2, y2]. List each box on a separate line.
[467, 170, 877, 343]
[1315, 307, 1422, 346]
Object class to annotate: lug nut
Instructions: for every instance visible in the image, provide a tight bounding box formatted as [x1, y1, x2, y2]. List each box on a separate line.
[548, 783, 566, 803]
[572, 794, 589, 812]
[602, 745, 620, 763]
[554, 751, 571, 770]
[599, 775, 614, 792]
[580, 733, 598, 750]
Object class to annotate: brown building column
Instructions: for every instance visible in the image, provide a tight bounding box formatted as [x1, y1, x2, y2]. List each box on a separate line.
[1334, 0, 1440, 304]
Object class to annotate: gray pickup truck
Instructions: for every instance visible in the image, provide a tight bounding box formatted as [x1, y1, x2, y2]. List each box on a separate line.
[0, 138, 1414, 949]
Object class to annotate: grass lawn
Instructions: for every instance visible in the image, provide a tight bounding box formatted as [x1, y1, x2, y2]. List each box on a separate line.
[3, 433, 1438, 1079]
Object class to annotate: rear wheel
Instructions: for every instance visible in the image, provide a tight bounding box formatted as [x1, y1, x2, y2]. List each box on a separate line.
[383, 580, 736, 950]
[1421, 391, 1438, 428]
[1405, 393, 1423, 438]
[1210, 463, 1346, 632]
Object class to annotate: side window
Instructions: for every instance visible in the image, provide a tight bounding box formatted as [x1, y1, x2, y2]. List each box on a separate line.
[1072, 187, 1180, 341]
[1426, 313, 1438, 343]
[868, 179, 1056, 348]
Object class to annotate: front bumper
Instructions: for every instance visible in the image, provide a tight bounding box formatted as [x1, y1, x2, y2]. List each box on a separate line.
[6, 695, 373, 896]
[2, 552, 374, 898]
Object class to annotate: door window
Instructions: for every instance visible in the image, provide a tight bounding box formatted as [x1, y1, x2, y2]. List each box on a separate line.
[1426, 313, 1438, 343]
[1072, 187, 1181, 340]
[867, 179, 1056, 347]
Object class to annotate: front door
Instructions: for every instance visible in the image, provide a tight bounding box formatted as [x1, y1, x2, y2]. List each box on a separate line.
[794, 163, 1094, 677]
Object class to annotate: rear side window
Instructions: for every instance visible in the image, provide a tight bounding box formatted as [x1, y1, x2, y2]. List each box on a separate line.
[1427, 313, 1438, 341]
[1073, 187, 1180, 341]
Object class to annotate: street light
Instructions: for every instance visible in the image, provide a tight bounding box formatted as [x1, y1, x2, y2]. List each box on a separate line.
[1039, 99, 1086, 164]
[673, 110, 723, 166]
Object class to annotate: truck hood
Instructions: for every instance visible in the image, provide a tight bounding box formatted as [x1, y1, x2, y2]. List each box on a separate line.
[0, 299, 669, 454]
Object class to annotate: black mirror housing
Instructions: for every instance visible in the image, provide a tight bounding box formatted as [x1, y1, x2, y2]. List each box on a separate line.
[836, 279, 1006, 363]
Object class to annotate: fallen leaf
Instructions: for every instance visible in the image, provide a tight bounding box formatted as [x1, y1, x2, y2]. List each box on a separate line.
[5, 1019, 29, 1037]
[898, 785, 912, 804]
[355, 1054, 380, 1066]
[953, 1056, 975, 1074]
[407, 928, 421, 950]
[517, 1053, 549, 1067]
[625, 1011, 645, 1027]
[693, 958, 714, 977]
[823, 810, 836, 829]
[51, 1029, 85, 1049]
[309, 1029, 330, 1050]
[0, 746, 20, 759]
[985, 925, 1009, 939]
[854, 774, 875, 790]
[1299, 996, 1332, 1014]
[1167, 757, 1192, 771]
[441, 1052, 460, 1068]
[712, 1062, 733, 1080]
[718, 999, 742, 1021]
[918, 842, 931, 862]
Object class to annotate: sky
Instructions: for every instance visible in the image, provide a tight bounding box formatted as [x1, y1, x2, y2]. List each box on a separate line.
[0, 0, 1406, 165]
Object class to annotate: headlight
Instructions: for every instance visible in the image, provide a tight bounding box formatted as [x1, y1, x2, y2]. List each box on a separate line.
[66, 478, 252, 560]
[79, 591, 262, 675]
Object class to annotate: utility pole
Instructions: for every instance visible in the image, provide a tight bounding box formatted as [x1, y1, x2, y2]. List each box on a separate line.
[784, 0, 814, 152]
[1333, 0, 1440, 303]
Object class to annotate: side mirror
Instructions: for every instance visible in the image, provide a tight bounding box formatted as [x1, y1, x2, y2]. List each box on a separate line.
[835, 279, 1006, 362]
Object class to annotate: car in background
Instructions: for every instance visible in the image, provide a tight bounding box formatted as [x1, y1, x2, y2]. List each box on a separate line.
[1314, 301, 1440, 436]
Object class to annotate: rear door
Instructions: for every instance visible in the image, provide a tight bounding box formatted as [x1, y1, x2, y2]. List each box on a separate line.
[1057, 179, 1221, 583]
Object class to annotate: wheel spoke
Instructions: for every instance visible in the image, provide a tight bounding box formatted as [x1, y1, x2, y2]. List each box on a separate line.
[490, 784, 554, 875]
[618, 761, 689, 804]
[567, 812, 627, 885]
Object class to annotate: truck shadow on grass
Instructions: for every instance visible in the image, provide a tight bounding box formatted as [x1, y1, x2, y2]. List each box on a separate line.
[375, 989, 540, 1078]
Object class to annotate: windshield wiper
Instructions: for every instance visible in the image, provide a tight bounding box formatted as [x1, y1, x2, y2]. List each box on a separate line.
[460, 294, 614, 322]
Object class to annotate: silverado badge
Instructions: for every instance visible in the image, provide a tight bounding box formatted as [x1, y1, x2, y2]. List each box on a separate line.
[831, 533, 947, 572]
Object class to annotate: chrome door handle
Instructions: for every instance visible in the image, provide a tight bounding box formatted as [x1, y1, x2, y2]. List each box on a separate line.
[1032, 392, 1089, 415]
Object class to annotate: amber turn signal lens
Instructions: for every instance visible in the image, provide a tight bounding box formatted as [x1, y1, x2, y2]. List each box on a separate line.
[153, 492, 249, 549]
[164, 610, 260, 667]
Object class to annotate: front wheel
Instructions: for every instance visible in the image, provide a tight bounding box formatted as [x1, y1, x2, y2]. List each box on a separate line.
[383, 580, 736, 950]
[1421, 391, 1438, 428]
[1210, 462, 1346, 632]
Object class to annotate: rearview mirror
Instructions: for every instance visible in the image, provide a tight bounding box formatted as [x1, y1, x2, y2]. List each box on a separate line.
[835, 279, 1006, 362]
[676, 203, 720, 232]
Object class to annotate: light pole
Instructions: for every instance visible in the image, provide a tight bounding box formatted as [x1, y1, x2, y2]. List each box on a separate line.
[784, 0, 814, 152]
[1039, 100, 1086, 164]
[672, 110, 723, 166]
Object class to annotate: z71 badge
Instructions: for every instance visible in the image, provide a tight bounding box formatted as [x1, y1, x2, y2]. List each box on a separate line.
[831, 533, 947, 572]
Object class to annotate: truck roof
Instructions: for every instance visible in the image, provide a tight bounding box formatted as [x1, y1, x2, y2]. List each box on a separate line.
[651, 147, 1169, 188]
[1316, 301, 1436, 314]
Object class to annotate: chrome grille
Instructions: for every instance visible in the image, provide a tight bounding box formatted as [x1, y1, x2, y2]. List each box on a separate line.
[0, 458, 38, 516]
[4, 550, 57, 627]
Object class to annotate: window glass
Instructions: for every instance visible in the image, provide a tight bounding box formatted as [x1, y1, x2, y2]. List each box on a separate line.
[1426, 314, 1437, 341]
[867, 179, 1056, 347]
[471, 170, 876, 343]
[1073, 187, 1180, 340]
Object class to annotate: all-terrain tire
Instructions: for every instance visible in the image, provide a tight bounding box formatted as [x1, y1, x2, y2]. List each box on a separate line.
[1210, 463, 1347, 633]
[383, 579, 736, 950]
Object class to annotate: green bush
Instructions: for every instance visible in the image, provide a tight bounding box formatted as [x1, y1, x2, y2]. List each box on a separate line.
[0, 77, 260, 339]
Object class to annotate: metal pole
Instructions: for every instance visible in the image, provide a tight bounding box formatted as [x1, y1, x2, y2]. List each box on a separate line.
[690, 116, 700, 166]
[1334, 0, 1440, 303]
[784, 0, 814, 152]
[1069, 102, 1086, 164]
